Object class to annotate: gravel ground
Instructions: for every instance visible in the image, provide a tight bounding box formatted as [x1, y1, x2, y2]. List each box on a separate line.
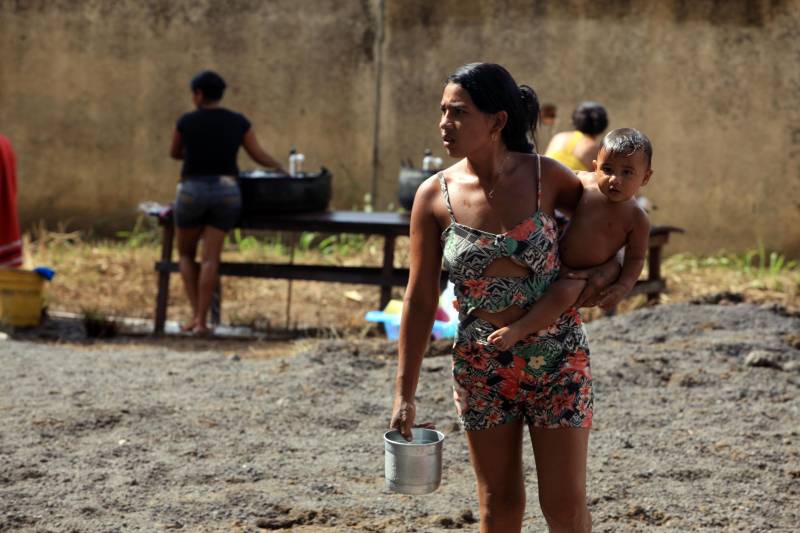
[1, 302, 799, 532]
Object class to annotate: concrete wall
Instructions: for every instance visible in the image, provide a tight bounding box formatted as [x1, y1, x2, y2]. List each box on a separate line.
[1, 0, 379, 229]
[376, 0, 800, 256]
[2, 0, 799, 255]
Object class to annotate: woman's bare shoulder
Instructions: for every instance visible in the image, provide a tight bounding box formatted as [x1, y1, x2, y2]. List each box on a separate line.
[412, 171, 452, 225]
[540, 154, 579, 181]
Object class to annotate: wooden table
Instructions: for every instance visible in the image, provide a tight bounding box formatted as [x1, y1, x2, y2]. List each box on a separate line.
[153, 211, 423, 335]
[151, 209, 682, 334]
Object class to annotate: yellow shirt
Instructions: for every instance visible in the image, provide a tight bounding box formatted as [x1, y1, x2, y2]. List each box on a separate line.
[545, 131, 590, 171]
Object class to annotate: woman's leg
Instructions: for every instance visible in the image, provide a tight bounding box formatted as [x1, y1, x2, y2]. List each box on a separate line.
[466, 419, 526, 533]
[529, 427, 591, 533]
[194, 225, 227, 333]
[176, 226, 203, 330]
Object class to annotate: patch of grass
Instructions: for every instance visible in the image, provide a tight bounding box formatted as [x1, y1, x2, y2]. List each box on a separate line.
[669, 245, 798, 278]
[115, 215, 161, 248]
[23, 222, 800, 331]
[663, 247, 799, 307]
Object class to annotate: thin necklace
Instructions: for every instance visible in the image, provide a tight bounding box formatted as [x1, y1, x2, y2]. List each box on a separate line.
[487, 152, 511, 199]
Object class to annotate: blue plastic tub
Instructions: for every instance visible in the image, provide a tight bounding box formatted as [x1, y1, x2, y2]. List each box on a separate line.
[365, 311, 456, 340]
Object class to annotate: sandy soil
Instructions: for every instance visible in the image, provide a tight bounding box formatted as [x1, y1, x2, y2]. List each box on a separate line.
[1, 302, 799, 532]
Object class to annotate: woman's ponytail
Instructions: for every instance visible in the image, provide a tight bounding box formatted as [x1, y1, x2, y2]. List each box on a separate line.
[519, 84, 539, 152]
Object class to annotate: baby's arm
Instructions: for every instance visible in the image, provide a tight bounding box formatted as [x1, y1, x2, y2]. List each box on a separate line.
[487, 278, 585, 350]
[596, 209, 651, 309]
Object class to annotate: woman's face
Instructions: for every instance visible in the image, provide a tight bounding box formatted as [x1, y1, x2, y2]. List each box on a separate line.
[439, 83, 496, 158]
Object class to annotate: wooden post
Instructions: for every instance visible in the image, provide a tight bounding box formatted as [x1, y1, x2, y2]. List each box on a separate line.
[154, 221, 174, 335]
[380, 234, 396, 310]
[647, 244, 662, 303]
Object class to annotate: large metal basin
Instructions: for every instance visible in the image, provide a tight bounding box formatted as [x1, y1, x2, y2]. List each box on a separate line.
[238, 168, 331, 216]
[397, 167, 436, 211]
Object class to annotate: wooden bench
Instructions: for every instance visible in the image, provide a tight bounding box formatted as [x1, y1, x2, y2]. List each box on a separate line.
[628, 225, 684, 301]
[150, 209, 682, 334]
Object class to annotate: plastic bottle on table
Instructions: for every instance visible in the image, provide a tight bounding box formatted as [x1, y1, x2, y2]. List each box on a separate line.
[289, 148, 305, 177]
[422, 148, 435, 171]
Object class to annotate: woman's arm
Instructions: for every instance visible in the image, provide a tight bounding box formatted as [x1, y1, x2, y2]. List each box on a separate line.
[543, 156, 583, 218]
[390, 177, 444, 440]
[169, 129, 184, 160]
[242, 128, 288, 173]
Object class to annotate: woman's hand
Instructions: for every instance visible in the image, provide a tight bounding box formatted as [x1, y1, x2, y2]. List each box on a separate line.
[563, 257, 621, 308]
[390, 397, 417, 441]
[389, 397, 435, 442]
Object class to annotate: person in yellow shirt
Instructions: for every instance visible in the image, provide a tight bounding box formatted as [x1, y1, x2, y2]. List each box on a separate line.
[544, 101, 608, 171]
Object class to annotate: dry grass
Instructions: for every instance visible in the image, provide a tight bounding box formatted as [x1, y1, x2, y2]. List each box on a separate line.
[22, 224, 800, 333]
[23, 224, 403, 332]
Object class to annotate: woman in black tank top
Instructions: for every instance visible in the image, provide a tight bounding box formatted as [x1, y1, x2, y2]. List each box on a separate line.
[169, 70, 285, 336]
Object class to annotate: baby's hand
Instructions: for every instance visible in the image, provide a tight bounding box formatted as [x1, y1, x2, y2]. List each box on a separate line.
[597, 283, 629, 310]
[487, 326, 522, 351]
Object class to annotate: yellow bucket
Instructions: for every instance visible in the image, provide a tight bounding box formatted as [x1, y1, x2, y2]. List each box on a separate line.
[0, 268, 45, 327]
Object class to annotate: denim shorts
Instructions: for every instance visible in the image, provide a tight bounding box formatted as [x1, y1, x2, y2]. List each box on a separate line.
[174, 175, 242, 231]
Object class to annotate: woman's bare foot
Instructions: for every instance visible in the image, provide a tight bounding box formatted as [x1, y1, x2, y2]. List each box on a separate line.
[180, 319, 198, 333]
[192, 324, 212, 337]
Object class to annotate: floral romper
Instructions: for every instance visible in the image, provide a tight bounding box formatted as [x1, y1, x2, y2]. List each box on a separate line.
[440, 155, 593, 431]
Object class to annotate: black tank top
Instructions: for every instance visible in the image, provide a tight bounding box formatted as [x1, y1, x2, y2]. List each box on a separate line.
[176, 107, 251, 177]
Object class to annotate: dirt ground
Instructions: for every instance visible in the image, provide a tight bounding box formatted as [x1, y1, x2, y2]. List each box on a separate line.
[1, 302, 799, 532]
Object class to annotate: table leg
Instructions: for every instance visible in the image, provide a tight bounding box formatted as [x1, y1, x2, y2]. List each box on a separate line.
[380, 234, 396, 310]
[647, 245, 662, 303]
[154, 223, 174, 335]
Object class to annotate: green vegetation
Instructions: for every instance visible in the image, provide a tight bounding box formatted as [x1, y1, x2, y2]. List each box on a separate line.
[227, 229, 375, 258]
[664, 245, 800, 294]
[115, 215, 161, 248]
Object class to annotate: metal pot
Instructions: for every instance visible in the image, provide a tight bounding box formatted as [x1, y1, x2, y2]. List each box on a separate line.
[238, 168, 332, 216]
[397, 167, 436, 211]
[384, 428, 444, 494]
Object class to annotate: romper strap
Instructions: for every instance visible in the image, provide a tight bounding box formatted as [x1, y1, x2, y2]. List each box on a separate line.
[438, 172, 456, 223]
[536, 153, 543, 211]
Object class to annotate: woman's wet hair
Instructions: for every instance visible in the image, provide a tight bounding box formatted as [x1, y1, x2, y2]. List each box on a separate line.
[601, 128, 653, 168]
[190, 70, 227, 101]
[447, 63, 539, 153]
[571, 101, 608, 136]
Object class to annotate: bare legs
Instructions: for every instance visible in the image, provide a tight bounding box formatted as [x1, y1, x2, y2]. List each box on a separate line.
[531, 427, 592, 533]
[176, 225, 226, 334]
[177, 226, 202, 331]
[466, 422, 591, 533]
[466, 420, 526, 533]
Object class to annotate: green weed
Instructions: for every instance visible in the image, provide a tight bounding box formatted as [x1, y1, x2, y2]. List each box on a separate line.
[115, 216, 160, 248]
[668, 248, 798, 277]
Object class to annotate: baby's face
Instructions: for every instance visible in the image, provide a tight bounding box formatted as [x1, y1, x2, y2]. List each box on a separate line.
[593, 148, 652, 203]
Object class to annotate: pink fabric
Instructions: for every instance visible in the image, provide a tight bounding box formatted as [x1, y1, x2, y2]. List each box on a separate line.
[0, 134, 22, 268]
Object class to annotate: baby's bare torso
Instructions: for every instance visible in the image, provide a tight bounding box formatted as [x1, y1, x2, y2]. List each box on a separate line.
[560, 184, 639, 269]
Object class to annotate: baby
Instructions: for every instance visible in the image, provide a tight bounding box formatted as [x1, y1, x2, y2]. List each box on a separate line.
[488, 127, 653, 350]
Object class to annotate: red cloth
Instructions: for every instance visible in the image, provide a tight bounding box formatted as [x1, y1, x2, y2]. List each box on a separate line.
[0, 134, 22, 268]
